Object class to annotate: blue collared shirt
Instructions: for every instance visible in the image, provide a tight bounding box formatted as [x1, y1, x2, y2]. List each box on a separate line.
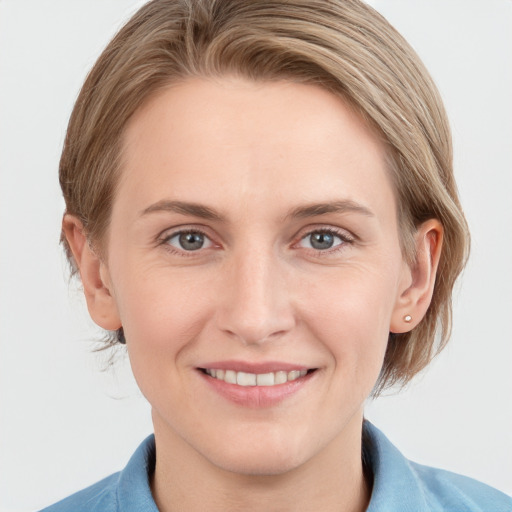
[40, 422, 512, 511]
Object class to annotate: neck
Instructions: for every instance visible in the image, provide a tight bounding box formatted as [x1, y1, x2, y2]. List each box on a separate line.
[150, 412, 371, 512]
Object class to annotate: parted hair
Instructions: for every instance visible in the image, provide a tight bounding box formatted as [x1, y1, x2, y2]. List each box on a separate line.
[60, 0, 470, 393]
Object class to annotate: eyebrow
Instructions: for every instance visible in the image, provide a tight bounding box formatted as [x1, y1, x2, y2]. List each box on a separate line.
[140, 199, 374, 222]
[285, 200, 374, 220]
[140, 200, 224, 221]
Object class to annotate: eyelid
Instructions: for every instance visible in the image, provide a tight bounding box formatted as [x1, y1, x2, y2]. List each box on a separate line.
[158, 223, 213, 241]
[296, 224, 355, 240]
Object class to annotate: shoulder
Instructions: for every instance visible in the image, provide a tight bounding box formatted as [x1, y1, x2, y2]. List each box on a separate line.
[38, 434, 158, 512]
[410, 461, 512, 512]
[38, 473, 120, 512]
[364, 421, 512, 512]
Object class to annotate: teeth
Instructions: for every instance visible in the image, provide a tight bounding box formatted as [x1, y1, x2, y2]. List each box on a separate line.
[225, 370, 237, 384]
[274, 371, 288, 384]
[204, 368, 310, 386]
[256, 372, 275, 386]
[288, 370, 300, 381]
[237, 371, 257, 386]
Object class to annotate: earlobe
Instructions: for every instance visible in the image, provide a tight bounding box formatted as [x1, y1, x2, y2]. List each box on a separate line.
[62, 215, 122, 331]
[390, 219, 443, 333]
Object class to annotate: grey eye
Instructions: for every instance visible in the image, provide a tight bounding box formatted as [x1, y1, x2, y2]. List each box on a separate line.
[299, 231, 343, 250]
[167, 231, 212, 251]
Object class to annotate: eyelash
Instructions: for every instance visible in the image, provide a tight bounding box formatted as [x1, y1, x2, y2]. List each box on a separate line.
[158, 226, 354, 257]
[159, 227, 213, 257]
[296, 227, 354, 255]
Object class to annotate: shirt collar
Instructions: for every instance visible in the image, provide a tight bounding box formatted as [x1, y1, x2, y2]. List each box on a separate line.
[116, 422, 430, 511]
[364, 421, 430, 511]
[117, 434, 159, 512]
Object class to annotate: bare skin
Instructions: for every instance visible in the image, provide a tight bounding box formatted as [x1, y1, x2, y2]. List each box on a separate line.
[63, 77, 442, 511]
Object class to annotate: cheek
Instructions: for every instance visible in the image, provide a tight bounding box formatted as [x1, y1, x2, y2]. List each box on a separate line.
[111, 263, 215, 359]
[296, 266, 398, 380]
[115, 269, 218, 410]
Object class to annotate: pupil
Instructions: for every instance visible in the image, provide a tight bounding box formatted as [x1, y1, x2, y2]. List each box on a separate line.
[179, 232, 204, 250]
[310, 232, 334, 250]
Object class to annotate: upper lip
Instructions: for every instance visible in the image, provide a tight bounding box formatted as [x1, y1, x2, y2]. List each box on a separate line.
[198, 360, 313, 374]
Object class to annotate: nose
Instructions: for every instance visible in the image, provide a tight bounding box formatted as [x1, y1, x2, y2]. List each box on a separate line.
[215, 247, 296, 345]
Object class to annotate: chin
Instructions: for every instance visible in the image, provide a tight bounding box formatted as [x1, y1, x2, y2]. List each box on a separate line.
[202, 431, 315, 477]
[212, 449, 306, 477]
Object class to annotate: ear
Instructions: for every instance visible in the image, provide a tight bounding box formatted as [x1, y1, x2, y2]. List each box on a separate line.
[62, 215, 121, 331]
[390, 219, 443, 333]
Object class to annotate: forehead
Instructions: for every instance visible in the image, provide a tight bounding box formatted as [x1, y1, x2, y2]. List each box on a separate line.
[118, 77, 395, 223]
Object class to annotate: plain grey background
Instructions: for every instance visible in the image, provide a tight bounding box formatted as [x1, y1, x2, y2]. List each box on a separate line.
[1, 1, 511, 510]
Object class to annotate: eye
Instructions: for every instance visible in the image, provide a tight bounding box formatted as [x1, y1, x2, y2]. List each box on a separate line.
[164, 230, 213, 251]
[298, 229, 346, 251]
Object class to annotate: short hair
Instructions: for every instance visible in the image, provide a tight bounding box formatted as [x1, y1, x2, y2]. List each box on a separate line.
[59, 0, 470, 393]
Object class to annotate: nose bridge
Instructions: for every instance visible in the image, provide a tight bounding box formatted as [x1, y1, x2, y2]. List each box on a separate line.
[217, 243, 294, 344]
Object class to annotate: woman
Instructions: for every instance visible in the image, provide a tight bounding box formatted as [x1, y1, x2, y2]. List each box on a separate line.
[38, 0, 511, 510]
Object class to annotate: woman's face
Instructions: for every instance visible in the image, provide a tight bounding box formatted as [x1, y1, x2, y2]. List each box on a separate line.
[102, 77, 412, 474]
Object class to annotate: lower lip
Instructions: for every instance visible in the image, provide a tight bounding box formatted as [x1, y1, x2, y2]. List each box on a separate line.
[198, 370, 315, 408]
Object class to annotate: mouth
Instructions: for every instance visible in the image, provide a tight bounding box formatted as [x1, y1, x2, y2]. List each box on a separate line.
[197, 361, 319, 407]
[199, 368, 317, 387]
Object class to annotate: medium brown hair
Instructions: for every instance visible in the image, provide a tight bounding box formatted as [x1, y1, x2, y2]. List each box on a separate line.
[60, 0, 470, 393]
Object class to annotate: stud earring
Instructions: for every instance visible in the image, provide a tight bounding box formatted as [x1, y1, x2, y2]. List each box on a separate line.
[403, 315, 412, 323]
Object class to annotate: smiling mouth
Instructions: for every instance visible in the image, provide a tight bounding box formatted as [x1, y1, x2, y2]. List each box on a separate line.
[200, 368, 316, 387]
